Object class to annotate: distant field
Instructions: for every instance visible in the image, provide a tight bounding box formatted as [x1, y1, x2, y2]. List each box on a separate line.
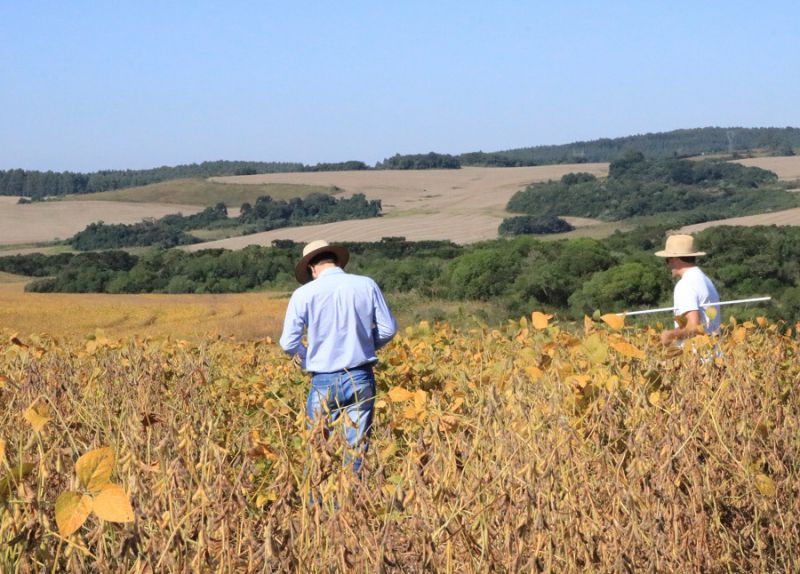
[65, 178, 338, 206]
[732, 156, 800, 180]
[679, 207, 800, 233]
[0, 282, 287, 340]
[0, 271, 29, 284]
[188, 164, 610, 248]
[0, 200, 202, 245]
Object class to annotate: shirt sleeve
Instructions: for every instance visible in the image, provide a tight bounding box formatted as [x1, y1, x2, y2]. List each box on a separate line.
[279, 292, 307, 365]
[371, 282, 397, 350]
[674, 280, 700, 317]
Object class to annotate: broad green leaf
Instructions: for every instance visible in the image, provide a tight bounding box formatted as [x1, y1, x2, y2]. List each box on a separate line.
[582, 333, 608, 364]
[0, 462, 35, 504]
[600, 314, 625, 330]
[76, 447, 115, 493]
[91, 483, 134, 523]
[55, 491, 92, 537]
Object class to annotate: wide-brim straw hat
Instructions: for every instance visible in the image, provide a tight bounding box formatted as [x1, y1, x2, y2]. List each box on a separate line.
[654, 234, 706, 258]
[294, 240, 350, 284]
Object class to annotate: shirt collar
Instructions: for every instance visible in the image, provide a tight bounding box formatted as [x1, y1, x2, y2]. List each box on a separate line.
[317, 266, 345, 279]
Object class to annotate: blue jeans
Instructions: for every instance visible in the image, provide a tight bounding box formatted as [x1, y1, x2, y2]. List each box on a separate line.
[306, 365, 375, 475]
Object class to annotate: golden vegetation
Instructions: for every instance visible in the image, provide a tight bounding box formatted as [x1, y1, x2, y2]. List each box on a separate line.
[0, 285, 287, 341]
[1, 311, 798, 572]
[66, 178, 339, 207]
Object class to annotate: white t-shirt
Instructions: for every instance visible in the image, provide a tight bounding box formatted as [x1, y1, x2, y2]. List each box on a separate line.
[674, 266, 721, 334]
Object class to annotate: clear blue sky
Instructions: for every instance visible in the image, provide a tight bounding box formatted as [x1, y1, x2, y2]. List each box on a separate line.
[2, 1, 798, 172]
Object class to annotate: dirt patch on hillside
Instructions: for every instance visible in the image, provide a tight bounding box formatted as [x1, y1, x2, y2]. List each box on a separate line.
[0, 201, 202, 245]
[193, 164, 608, 247]
[731, 156, 800, 180]
[680, 207, 800, 233]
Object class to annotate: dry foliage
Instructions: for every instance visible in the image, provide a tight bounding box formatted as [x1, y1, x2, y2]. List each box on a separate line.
[1, 314, 799, 572]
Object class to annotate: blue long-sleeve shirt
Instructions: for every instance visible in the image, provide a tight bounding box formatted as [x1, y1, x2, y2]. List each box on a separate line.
[279, 267, 397, 373]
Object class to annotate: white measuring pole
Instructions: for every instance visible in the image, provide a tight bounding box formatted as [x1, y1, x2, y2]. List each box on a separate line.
[617, 296, 771, 317]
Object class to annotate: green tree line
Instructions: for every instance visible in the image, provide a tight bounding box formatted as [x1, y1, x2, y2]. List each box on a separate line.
[5, 128, 798, 198]
[67, 193, 382, 250]
[505, 154, 791, 222]
[4, 227, 798, 323]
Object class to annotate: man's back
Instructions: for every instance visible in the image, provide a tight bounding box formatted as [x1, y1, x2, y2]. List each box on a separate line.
[280, 267, 396, 373]
[674, 266, 721, 334]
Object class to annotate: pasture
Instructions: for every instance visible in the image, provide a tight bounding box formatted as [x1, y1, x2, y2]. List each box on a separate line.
[0, 198, 201, 246]
[64, 178, 337, 207]
[193, 164, 610, 248]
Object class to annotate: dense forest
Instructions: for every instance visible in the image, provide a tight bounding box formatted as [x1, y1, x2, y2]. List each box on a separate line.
[4, 127, 796, 198]
[67, 193, 382, 250]
[465, 126, 800, 166]
[0, 160, 365, 199]
[2, 227, 797, 323]
[505, 154, 794, 223]
[498, 215, 574, 236]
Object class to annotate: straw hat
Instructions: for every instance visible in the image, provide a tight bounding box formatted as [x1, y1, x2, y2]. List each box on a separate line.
[654, 234, 706, 258]
[294, 240, 350, 284]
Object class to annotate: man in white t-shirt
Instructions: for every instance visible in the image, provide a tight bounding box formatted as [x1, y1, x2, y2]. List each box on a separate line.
[655, 234, 721, 346]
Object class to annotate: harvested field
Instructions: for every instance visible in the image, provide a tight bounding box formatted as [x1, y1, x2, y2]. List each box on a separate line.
[191, 164, 608, 248]
[0, 282, 287, 340]
[0, 200, 201, 245]
[679, 207, 800, 233]
[66, 178, 334, 206]
[731, 156, 800, 180]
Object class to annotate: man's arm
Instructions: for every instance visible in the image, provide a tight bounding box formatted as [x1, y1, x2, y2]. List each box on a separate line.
[660, 310, 702, 346]
[279, 294, 307, 364]
[372, 284, 397, 349]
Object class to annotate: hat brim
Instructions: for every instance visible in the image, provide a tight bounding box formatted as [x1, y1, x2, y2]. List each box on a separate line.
[294, 244, 350, 284]
[654, 250, 706, 258]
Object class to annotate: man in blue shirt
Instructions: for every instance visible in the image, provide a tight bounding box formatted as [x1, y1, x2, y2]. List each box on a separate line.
[280, 240, 397, 475]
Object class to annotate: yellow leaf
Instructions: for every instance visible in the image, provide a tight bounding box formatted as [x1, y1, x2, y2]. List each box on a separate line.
[732, 326, 746, 342]
[754, 473, 776, 497]
[76, 447, 115, 493]
[600, 314, 625, 330]
[531, 311, 552, 330]
[23, 403, 50, 433]
[91, 483, 134, 522]
[525, 366, 543, 383]
[648, 391, 661, 406]
[705, 306, 718, 320]
[0, 462, 35, 504]
[387, 386, 415, 403]
[609, 341, 645, 360]
[756, 316, 768, 328]
[0, 438, 5, 465]
[55, 491, 92, 537]
[256, 492, 277, 506]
